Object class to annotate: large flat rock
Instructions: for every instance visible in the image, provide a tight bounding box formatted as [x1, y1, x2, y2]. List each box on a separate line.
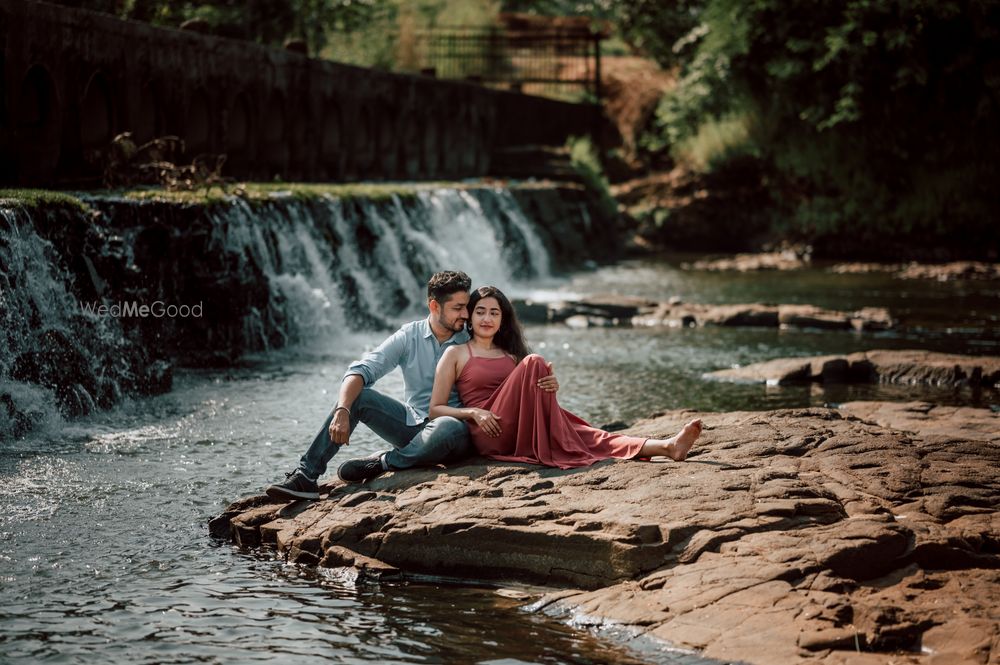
[708, 349, 1000, 387]
[213, 405, 1000, 664]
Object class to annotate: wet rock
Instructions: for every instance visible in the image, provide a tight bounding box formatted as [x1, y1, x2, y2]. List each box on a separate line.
[534, 296, 894, 331]
[896, 261, 1000, 281]
[0, 392, 40, 439]
[682, 249, 810, 272]
[634, 302, 894, 331]
[709, 349, 1000, 387]
[216, 404, 1000, 664]
[548, 295, 658, 324]
[830, 261, 1000, 281]
[830, 261, 1000, 282]
[10, 329, 98, 416]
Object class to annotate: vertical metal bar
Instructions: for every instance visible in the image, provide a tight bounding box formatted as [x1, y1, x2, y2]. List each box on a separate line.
[593, 30, 602, 101]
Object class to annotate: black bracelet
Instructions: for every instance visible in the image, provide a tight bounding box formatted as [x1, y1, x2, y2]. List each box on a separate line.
[334, 406, 350, 416]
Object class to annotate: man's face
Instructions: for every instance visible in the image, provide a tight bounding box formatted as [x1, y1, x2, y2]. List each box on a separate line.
[433, 292, 470, 332]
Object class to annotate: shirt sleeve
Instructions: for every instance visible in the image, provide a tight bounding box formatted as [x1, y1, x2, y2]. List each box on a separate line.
[344, 326, 409, 387]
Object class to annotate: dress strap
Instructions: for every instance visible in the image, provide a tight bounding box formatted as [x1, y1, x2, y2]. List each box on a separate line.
[465, 341, 473, 360]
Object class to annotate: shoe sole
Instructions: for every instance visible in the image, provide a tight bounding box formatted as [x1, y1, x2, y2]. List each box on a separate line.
[265, 486, 320, 501]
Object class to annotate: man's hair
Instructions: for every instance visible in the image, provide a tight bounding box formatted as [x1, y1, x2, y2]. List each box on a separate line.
[427, 270, 471, 303]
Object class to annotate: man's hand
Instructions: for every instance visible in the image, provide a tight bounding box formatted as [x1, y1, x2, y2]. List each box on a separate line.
[328, 408, 351, 445]
[537, 362, 559, 393]
[471, 408, 502, 437]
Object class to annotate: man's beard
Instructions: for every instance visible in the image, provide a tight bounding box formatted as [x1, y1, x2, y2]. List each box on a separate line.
[439, 314, 466, 332]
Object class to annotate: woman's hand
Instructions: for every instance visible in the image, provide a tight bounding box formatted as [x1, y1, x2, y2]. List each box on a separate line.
[537, 362, 559, 393]
[470, 408, 502, 437]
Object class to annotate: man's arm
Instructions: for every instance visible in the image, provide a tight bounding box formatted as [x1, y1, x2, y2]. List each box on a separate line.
[328, 328, 409, 445]
[328, 375, 364, 444]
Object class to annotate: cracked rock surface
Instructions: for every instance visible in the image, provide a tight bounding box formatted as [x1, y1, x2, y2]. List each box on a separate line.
[708, 350, 1000, 388]
[213, 405, 999, 664]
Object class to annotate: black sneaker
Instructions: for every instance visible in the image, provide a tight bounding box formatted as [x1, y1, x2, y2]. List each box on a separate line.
[337, 454, 388, 483]
[265, 470, 320, 501]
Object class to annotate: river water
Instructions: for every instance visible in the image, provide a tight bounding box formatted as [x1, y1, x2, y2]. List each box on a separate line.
[2, 249, 998, 663]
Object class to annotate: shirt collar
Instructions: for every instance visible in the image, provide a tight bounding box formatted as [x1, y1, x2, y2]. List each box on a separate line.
[422, 316, 469, 345]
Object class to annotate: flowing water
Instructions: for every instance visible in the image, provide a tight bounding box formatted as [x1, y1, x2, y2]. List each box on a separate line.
[1, 191, 997, 664]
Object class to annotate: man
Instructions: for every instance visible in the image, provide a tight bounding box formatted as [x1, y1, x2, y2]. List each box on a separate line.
[266, 270, 558, 501]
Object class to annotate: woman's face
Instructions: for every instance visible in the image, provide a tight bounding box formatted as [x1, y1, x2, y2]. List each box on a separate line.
[470, 296, 502, 338]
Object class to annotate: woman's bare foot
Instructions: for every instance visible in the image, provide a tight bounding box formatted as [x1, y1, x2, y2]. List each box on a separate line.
[639, 418, 702, 461]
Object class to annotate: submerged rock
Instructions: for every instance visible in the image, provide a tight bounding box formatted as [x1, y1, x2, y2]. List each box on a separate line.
[682, 249, 810, 272]
[214, 404, 999, 664]
[525, 296, 896, 331]
[830, 261, 1000, 281]
[708, 349, 1000, 387]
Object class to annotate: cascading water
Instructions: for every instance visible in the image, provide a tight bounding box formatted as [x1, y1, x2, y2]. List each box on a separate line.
[0, 186, 574, 441]
[0, 207, 140, 440]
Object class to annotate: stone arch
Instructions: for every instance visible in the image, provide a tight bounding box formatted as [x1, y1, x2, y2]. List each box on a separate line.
[320, 99, 342, 177]
[352, 105, 375, 176]
[459, 110, 479, 173]
[16, 63, 62, 182]
[225, 91, 253, 171]
[421, 114, 442, 178]
[377, 102, 398, 178]
[440, 111, 461, 177]
[398, 112, 421, 179]
[128, 79, 161, 144]
[18, 64, 58, 130]
[261, 90, 288, 173]
[262, 91, 285, 145]
[185, 88, 211, 154]
[80, 70, 114, 149]
[0, 31, 11, 181]
[465, 111, 490, 175]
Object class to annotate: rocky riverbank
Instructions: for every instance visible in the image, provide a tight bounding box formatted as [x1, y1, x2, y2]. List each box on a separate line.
[709, 350, 1000, 388]
[681, 251, 1000, 283]
[517, 295, 894, 332]
[212, 403, 999, 664]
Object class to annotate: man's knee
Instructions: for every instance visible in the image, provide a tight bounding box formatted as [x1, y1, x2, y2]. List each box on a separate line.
[350, 387, 381, 417]
[426, 416, 471, 453]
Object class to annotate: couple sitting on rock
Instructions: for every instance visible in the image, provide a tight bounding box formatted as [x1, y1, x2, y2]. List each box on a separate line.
[266, 271, 702, 501]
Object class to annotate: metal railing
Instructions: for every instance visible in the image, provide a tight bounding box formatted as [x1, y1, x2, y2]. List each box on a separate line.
[416, 27, 603, 100]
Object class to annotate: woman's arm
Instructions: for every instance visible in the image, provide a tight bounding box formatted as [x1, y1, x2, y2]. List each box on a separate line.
[429, 347, 502, 436]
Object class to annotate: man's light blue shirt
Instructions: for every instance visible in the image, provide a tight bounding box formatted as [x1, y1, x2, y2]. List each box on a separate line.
[344, 317, 471, 425]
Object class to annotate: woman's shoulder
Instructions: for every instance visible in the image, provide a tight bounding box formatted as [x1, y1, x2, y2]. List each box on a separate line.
[441, 343, 471, 367]
[443, 343, 467, 358]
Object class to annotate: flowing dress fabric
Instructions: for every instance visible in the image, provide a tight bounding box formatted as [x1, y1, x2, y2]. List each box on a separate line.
[456, 351, 646, 469]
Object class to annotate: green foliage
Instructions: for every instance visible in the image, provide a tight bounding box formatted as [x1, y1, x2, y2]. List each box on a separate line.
[636, 0, 1000, 252]
[567, 135, 619, 220]
[675, 112, 757, 172]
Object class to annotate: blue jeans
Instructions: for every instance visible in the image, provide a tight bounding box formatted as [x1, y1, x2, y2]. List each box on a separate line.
[296, 387, 473, 479]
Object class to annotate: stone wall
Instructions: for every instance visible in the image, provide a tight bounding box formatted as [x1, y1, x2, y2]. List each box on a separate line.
[0, 0, 603, 186]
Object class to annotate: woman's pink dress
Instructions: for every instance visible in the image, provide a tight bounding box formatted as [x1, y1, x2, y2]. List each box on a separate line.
[456, 346, 646, 469]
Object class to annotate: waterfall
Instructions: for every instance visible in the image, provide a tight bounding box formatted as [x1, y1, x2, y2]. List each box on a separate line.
[0, 184, 594, 440]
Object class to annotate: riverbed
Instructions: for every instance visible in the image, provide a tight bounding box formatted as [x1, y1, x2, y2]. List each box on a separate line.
[1, 257, 997, 664]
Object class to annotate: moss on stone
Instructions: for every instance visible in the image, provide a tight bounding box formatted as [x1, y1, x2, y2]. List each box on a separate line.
[117, 182, 450, 207]
[0, 189, 91, 213]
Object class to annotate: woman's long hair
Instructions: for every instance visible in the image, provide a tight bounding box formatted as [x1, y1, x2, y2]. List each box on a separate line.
[468, 286, 530, 361]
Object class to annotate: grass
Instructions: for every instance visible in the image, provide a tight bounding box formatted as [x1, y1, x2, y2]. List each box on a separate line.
[675, 113, 755, 172]
[0, 189, 91, 213]
[0, 181, 523, 214]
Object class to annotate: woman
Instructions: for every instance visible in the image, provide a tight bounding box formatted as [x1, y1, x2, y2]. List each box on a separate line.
[429, 286, 702, 469]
